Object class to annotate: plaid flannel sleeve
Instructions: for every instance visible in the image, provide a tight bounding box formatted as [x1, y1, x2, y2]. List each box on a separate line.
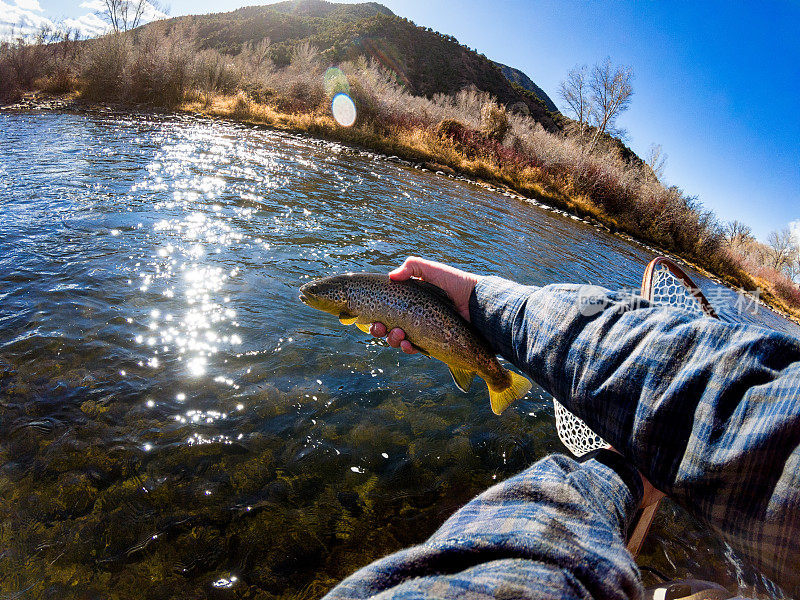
[469, 276, 800, 595]
[324, 454, 644, 600]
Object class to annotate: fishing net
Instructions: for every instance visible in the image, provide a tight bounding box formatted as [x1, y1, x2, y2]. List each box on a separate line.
[647, 261, 713, 318]
[553, 399, 609, 457]
[554, 257, 715, 457]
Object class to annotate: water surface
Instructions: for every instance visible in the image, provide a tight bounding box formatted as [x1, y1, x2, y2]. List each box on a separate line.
[1, 112, 796, 599]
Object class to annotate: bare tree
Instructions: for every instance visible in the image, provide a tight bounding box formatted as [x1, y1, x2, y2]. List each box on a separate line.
[645, 143, 667, 182]
[100, 0, 149, 33]
[559, 64, 589, 134]
[766, 227, 799, 274]
[788, 255, 800, 282]
[560, 58, 633, 148]
[588, 58, 633, 145]
[723, 220, 753, 246]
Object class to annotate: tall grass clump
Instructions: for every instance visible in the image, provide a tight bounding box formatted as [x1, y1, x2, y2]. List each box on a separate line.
[231, 91, 254, 118]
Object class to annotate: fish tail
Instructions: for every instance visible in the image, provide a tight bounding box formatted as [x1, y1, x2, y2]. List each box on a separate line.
[488, 371, 532, 415]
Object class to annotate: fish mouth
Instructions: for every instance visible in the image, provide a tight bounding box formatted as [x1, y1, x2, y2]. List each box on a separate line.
[299, 293, 310, 305]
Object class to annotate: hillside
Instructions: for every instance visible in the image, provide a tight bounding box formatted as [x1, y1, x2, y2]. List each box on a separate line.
[494, 61, 559, 113]
[164, 0, 560, 130]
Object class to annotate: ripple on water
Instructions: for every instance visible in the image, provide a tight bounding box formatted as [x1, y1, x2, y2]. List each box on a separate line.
[0, 111, 795, 599]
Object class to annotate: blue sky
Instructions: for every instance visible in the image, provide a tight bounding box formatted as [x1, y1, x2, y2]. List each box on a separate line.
[4, 0, 799, 241]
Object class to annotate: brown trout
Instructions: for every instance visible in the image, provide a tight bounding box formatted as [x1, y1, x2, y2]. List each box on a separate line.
[299, 273, 531, 414]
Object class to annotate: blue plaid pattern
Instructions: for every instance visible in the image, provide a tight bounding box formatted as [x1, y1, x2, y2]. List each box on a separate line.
[470, 278, 800, 595]
[325, 455, 643, 600]
[325, 277, 800, 598]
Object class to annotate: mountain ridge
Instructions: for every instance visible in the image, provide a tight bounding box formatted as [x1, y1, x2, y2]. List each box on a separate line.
[493, 61, 558, 113]
[158, 0, 561, 129]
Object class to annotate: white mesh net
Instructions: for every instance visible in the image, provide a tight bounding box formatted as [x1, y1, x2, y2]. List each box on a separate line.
[553, 399, 609, 457]
[649, 262, 708, 318]
[554, 259, 711, 457]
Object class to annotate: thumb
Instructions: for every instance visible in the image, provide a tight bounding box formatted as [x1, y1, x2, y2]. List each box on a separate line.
[389, 256, 426, 281]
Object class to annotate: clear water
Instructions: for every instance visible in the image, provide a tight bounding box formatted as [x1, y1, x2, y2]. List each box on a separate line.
[0, 112, 796, 599]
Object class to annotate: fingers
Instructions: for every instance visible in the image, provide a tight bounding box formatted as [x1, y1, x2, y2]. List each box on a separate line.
[388, 256, 439, 282]
[370, 323, 417, 354]
[388, 256, 422, 281]
[388, 256, 479, 322]
[370, 322, 387, 337]
[387, 327, 405, 348]
[399, 339, 416, 354]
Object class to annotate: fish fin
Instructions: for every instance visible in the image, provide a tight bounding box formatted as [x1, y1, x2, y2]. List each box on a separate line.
[339, 312, 358, 325]
[488, 371, 532, 415]
[355, 323, 371, 333]
[448, 366, 475, 392]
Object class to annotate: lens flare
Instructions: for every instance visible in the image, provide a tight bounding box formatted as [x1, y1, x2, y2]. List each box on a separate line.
[331, 93, 356, 127]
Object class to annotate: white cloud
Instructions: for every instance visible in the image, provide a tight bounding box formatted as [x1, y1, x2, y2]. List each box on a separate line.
[0, 0, 52, 39]
[79, 0, 107, 11]
[15, 0, 42, 12]
[1, 0, 166, 40]
[63, 12, 107, 38]
[143, 2, 168, 22]
[78, 0, 168, 26]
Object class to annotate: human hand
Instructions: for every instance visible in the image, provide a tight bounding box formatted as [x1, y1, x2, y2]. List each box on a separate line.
[369, 257, 480, 354]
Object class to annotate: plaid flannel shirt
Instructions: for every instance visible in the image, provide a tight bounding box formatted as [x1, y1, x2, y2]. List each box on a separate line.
[324, 277, 800, 599]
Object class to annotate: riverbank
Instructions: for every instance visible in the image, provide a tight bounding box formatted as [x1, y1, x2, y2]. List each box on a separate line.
[4, 90, 799, 324]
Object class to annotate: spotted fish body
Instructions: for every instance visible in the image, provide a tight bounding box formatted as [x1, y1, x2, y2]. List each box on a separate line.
[299, 273, 531, 414]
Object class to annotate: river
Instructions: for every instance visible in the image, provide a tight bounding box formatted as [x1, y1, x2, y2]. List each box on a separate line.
[1, 111, 796, 599]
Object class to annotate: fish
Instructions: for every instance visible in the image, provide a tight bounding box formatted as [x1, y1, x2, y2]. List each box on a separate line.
[299, 273, 531, 415]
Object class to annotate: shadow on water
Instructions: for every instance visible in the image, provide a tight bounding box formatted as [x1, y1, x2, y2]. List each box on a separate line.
[0, 112, 796, 599]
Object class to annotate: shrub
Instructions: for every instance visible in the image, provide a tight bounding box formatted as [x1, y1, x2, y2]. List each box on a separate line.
[81, 25, 194, 107]
[435, 118, 468, 140]
[262, 41, 325, 113]
[1, 27, 81, 102]
[481, 100, 510, 143]
[34, 71, 78, 94]
[193, 49, 242, 106]
[81, 34, 132, 101]
[0, 43, 22, 104]
[772, 278, 800, 308]
[127, 24, 195, 107]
